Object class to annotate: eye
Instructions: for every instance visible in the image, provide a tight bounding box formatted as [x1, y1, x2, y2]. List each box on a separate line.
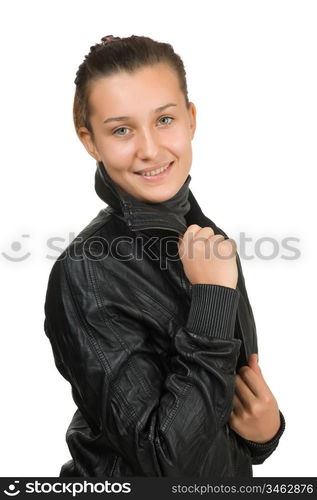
[112, 116, 174, 136]
[113, 127, 129, 136]
[158, 116, 174, 126]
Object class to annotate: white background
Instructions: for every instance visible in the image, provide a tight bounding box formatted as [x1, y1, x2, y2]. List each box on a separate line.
[0, 0, 316, 478]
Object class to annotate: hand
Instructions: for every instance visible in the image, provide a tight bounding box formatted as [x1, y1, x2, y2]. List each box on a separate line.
[178, 224, 238, 289]
[228, 354, 281, 443]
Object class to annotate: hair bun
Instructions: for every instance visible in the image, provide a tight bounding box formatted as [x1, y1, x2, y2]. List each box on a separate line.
[101, 35, 120, 43]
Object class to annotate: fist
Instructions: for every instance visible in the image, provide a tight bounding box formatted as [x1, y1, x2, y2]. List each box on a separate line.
[178, 224, 238, 289]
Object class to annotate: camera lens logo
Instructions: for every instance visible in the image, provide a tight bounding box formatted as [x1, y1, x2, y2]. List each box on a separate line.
[2, 235, 31, 262]
[3, 481, 20, 496]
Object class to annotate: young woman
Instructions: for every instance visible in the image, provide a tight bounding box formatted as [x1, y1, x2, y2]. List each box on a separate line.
[44, 34, 285, 477]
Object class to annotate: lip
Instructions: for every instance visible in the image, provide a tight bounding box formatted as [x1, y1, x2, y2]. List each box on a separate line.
[134, 161, 174, 181]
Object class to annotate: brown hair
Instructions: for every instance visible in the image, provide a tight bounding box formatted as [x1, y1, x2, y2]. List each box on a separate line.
[73, 34, 190, 139]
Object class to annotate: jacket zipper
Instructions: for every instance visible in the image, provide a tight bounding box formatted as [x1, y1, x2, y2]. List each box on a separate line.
[235, 305, 248, 366]
[227, 425, 239, 477]
[110, 455, 119, 477]
[121, 200, 185, 235]
[129, 225, 183, 235]
[248, 457, 253, 476]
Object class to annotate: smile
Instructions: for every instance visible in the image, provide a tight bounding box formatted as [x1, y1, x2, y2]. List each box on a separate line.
[134, 161, 174, 181]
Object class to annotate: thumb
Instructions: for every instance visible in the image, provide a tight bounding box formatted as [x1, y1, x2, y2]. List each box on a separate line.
[248, 353, 261, 375]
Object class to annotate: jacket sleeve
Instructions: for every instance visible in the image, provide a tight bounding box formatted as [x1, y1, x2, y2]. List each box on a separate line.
[44, 255, 242, 476]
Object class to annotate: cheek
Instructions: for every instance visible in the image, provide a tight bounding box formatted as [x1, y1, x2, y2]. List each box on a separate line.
[167, 128, 192, 156]
[101, 140, 134, 168]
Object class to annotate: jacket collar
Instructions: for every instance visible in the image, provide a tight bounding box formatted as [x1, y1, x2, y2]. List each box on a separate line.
[94, 161, 195, 236]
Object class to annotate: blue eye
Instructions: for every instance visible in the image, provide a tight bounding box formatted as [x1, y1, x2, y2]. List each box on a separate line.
[113, 127, 129, 136]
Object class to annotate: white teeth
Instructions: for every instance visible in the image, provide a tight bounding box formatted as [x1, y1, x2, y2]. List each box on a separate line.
[141, 163, 171, 176]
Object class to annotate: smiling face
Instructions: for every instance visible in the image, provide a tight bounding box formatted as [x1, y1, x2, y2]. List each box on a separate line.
[78, 63, 197, 203]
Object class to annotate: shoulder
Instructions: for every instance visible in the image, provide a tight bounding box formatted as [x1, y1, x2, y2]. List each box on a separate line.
[46, 207, 128, 291]
[55, 206, 131, 262]
[44, 208, 139, 323]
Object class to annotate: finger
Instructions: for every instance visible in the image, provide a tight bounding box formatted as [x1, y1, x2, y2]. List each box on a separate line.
[235, 374, 256, 407]
[214, 237, 237, 259]
[248, 353, 258, 370]
[238, 366, 267, 398]
[181, 224, 202, 246]
[248, 353, 262, 376]
[194, 228, 219, 247]
[231, 393, 244, 415]
[197, 227, 215, 238]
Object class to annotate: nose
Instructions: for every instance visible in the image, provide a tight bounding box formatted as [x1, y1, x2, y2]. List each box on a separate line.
[135, 127, 160, 160]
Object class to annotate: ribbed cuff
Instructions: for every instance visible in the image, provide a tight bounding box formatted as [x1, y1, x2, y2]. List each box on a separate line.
[242, 410, 286, 453]
[186, 284, 240, 339]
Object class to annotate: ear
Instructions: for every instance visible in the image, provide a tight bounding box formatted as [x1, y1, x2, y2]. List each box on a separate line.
[187, 102, 197, 140]
[77, 126, 102, 162]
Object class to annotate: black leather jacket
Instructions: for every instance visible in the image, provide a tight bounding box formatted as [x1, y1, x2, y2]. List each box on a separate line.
[44, 161, 285, 477]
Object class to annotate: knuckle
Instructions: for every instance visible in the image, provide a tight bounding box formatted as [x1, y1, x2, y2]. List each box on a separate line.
[250, 401, 262, 417]
[223, 238, 237, 250]
[219, 239, 237, 257]
[210, 236, 225, 249]
[239, 366, 249, 375]
[195, 239, 206, 250]
[263, 393, 273, 405]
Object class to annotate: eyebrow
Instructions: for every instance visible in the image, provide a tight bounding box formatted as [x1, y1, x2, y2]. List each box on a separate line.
[103, 103, 177, 124]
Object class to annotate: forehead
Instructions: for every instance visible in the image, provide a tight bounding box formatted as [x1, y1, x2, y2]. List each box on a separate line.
[88, 63, 182, 114]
